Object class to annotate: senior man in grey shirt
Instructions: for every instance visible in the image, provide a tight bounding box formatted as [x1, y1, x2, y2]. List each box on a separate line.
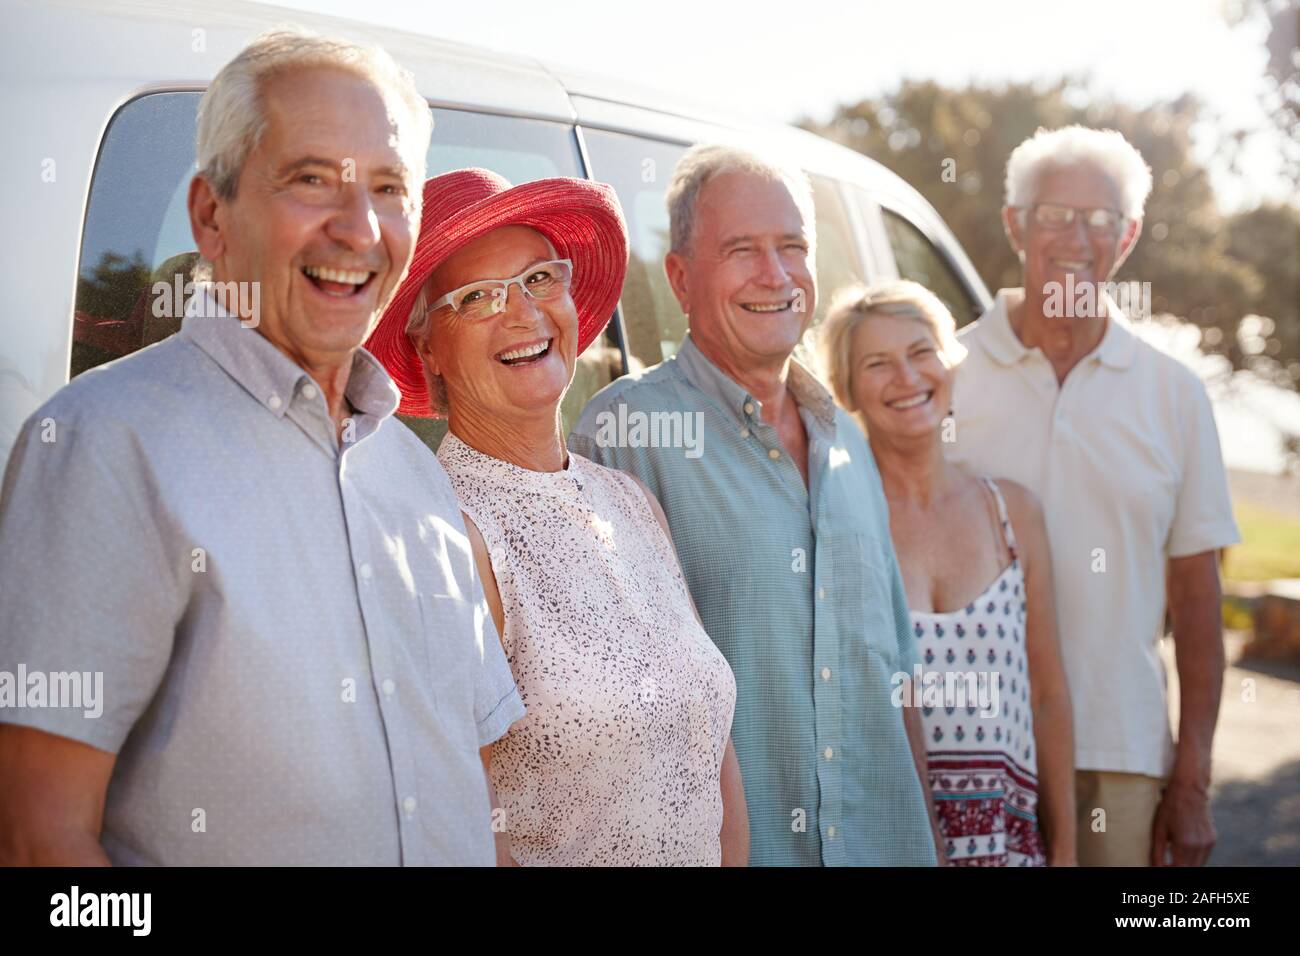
[0, 30, 522, 866]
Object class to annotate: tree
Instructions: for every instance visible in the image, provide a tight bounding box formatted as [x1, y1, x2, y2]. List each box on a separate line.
[1223, 0, 1299, 190]
[1226, 203, 1300, 385]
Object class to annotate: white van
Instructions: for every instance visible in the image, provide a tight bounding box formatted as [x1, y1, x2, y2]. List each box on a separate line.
[0, 0, 990, 461]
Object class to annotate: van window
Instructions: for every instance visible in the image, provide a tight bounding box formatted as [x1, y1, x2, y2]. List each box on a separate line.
[806, 175, 865, 326]
[72, 94, 597, 449]
[580, 129, 687, 370]
[880, 208, 981, 327]
[582, 129, 866, 373]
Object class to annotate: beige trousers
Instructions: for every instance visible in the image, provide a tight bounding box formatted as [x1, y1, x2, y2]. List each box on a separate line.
[1075, 770, 1166, 867]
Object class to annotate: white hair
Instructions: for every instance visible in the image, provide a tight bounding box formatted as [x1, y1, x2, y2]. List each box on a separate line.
[1005, 126, 1153, 220]
[195, 27, 433, 200]
[665, 144, 816, 254]
[405, 281, 449, 416]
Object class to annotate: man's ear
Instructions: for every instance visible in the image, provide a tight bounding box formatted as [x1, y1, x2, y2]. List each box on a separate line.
[664, 250, 691, 316]
[188, 175, 226, 263]
[1111, 217, 1143, 273]
[1002, 206, 1024, 257]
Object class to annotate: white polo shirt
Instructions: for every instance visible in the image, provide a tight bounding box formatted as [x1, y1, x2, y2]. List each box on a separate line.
[948, 289, 1239, 778]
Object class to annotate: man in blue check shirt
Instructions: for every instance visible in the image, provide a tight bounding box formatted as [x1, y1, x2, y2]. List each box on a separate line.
[571, 145, 939, 866]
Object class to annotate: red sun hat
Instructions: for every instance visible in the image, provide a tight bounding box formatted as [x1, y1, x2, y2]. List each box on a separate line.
[365, 168, 629, 418]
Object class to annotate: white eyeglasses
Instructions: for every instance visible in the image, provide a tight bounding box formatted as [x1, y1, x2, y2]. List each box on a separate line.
[429, 259, 574, 321]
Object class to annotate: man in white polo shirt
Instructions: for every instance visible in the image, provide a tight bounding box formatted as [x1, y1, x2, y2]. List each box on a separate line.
[948, 126, 1239, 867]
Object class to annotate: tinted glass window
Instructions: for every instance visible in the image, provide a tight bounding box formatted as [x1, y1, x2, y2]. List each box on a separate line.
[881, 208, 981, 327]
[73, 95, 599, 449]
[806, 175, 865, 326]
[580, 129, 687, 370]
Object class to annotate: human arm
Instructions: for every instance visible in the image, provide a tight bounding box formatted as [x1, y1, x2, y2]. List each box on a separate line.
[902, 704, 947, 865]
[999, 479, 1077, 866]
[1153, 550, 1223, 867]
[463, 513, 520, 867]
[1151, 378, 1239, 867]
[0, 726, 115, 865]
[719, 737, 750, 867]
[479, 745, 517, 867]
[0, 405, 183, 865]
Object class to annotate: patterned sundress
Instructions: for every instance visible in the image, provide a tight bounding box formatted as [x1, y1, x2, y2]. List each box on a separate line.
[910, 477, 1046, 866]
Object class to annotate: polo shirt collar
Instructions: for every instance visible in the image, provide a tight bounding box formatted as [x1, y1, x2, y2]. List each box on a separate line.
[181, 285, 401, 420]
[673, 332, 836, 433]
[978, 287, 1136, 371]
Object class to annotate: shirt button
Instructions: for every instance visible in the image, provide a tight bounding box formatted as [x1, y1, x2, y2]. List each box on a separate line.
[827, 825, 837, 839]
[768, 448, 780, 460]
[744, 402, 755, 415]
[381, 678, 395, 697]
[402, 796, 417, 815]
[267, 394, 282, 410]
[739, 427, 750, 438]
[301, 383, 318, 401]
[824, 746, 834, 760]
[821, 666, 832, 681]
[359, 563, 373, 580]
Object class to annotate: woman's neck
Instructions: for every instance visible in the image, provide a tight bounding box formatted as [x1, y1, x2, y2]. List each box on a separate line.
[449, 401, 567, 473]
[870, 429, 959, 511]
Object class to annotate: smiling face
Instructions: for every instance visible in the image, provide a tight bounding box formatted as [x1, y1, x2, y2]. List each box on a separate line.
[666, 170, 816, 372]
[848, 313, 952, 443]
[416, 224, 577, 424]
[197, 66, 420, 364]
[1005, 162, 1140, 311]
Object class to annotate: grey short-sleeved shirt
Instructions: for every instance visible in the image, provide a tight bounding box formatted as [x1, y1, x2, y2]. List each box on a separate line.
[0, 293, 523, 865]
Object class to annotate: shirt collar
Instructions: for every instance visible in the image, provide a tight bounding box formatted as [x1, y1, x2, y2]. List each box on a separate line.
[673, 332, 837, 433]
[180, 285, 401, 420]
[977, 287, 1136, 371]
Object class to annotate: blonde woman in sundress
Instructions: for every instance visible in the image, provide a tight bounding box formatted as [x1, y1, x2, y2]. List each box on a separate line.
[817, 280, 1076, 866]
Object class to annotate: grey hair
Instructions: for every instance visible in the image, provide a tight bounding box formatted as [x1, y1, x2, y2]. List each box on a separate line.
[195, 27, 433, 201]
[665, 144, 816, 254]
[1005, 126, 1153, 220]
[405, 282, 450, 416]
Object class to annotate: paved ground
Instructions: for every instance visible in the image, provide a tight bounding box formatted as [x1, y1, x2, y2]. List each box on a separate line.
[1162, 631, 1300, 866]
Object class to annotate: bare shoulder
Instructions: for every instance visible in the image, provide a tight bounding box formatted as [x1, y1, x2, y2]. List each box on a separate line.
[988, 478, 1045, 533]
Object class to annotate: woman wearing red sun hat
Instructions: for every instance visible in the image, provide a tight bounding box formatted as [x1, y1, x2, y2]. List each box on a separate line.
[366, 168, 748, 866]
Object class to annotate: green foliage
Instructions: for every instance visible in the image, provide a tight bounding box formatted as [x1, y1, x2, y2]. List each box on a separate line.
[802, 79, 1299, 389]
[1225, 203, 1300, 385]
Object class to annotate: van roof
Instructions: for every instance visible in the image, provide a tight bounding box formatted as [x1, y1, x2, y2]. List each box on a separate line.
[18, 0, 939, 197]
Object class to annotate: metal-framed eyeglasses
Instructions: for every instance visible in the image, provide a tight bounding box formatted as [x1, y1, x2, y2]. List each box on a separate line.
[428, 258, 574, 322]
[1018, 202, 1127, 235]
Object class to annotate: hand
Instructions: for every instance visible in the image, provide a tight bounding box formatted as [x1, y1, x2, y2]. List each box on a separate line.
[931, 824, 949, 867]
[1151, 781, 1215, 866]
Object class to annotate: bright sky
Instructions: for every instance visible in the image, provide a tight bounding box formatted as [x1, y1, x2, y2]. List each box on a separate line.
[269, 0, 1287, 210]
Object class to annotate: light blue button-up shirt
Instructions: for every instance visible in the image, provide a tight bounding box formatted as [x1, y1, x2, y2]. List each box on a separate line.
[0, 291, 522, 865]
[570, 334, 936, 866]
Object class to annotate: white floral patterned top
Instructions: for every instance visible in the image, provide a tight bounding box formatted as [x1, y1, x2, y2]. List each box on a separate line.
[437, 431, 737, 866]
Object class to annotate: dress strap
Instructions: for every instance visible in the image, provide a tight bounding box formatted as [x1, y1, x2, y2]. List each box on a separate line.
[980, 476, 1019, 561]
